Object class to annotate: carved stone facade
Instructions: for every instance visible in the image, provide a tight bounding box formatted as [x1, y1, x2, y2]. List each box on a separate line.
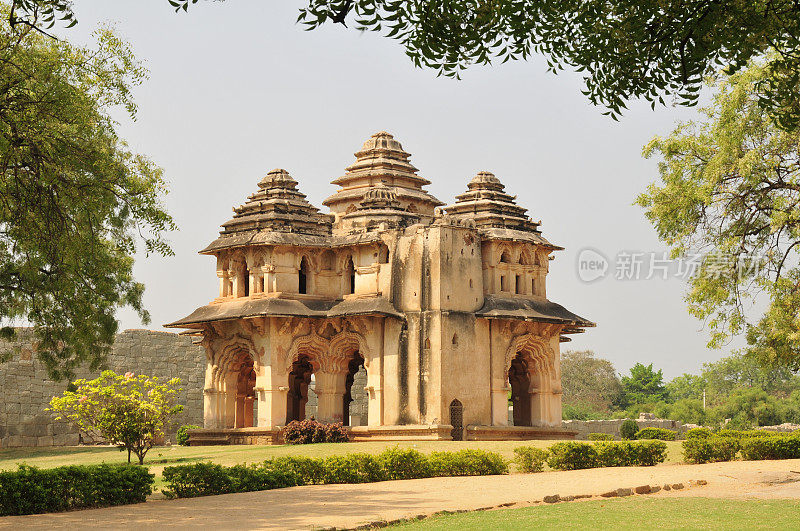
[168, 132, 593, 443]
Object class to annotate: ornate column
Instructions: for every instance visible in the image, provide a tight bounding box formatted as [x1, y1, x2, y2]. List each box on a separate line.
[491, 381, 510, 426]
[223, 372, 238, 428]
[203, 388, 222, 428]
[314, 370, 348, 423]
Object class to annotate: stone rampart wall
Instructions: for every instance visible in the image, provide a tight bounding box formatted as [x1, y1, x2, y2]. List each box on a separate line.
[562, 418, 689, 440]
[0, 329, 205, 448]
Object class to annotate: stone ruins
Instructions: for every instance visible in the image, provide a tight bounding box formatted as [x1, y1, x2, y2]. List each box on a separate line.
[167, 131, 594, 444]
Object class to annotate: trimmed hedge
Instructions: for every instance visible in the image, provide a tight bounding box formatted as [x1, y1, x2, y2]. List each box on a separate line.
[595, 440, 668, 467]
[588, 433, 614, 441]
[620, 419, 638, 440]
[513, 447, 548, 473]
[741, 435, 800, 460]
[546, 441, 667, 471]
[0, 464, 154, 516]
[177, 425, 201, 446]
[635, 427, 677, 441]
[682, 437, 740, 464]
[685, 427, 712, 439]
[281, 419, 349, 445]
[716, 429, 786, 439]
[162, 448, 508, 498]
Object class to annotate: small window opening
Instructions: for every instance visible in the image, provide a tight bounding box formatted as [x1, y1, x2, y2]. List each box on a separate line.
[346, 256, 355, 295]
[500, 275, 507, 292]
[531, 278, 536, 295]
[452, 334, 458, 346]
[469, 279, 473, 288]
[299, 257, 309, 294]
[424, 338, 431, 349]
[500, 251, 510, 263]
[243, 268, 250, 296]
[515, 275, 522, 294]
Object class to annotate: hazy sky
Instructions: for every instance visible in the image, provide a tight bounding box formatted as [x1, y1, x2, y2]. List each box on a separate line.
[61, 0, 745, 379]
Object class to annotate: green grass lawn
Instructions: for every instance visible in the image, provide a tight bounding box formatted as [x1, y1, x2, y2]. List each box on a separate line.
[392, 497, 800, 530]
[0, 439, 685, 490]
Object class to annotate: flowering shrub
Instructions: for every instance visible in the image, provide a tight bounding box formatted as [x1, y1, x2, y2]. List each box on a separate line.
[281, 419, 348, 444]
[49, 370, 183, 464]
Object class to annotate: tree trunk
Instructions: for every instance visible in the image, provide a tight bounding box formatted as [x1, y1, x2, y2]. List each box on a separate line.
[127, 448, 131, 464]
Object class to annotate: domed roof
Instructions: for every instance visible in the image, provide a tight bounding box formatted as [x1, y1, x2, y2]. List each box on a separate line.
[211, 168, 331, 243]
[444, 171, 541, 234]
[323, 131, 443, 217]
[468, 171, 505, 192]
[359, 181, 401, 210]
[258, 168, 298, 190]
[357, 131, 406, 154]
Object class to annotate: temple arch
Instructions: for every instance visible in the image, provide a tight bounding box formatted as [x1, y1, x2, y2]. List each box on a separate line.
[504, 334, 556, 427]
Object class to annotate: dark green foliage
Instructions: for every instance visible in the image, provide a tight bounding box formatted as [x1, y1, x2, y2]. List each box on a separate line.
[161, 462, 300, 499]
[546, 442, 599, 471]
[620, 420, 638, 440]
[686, 428, 713, 439]
[0, 464, 153, 516]
[161, 448, 508, 498]
[635, 427, 677, 441]
[0, 9, 176, 379]
[740, 435, 800, 460]
[176, 425, 201, 446]
[321, 453, 385, 484]
[296, 1, 800, 130]
[428, 449, 508, 477]
[587, 433, 614, 441]
[682, 437, 740, 464]
[513, 447, 549, 473]
[265, 456, 326, 485]
[594, 441, 668, 467]
[621, 363, 668, 406]
[716, 429, 786, 439]
[376, 447, 432, 480]
[281, 419, 349, 445]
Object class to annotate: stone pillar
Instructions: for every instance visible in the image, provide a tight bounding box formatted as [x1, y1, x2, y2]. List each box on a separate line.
[244, 396, 255, 428]
[529, 388, 544, 427]
[203, 388, 221, 428]
[315, 371, 347, 423]
[235, 393, 246, 428]
[223, 373, 237, 428]
[217, 270, 228, 297]
[491, 385, 510, 426]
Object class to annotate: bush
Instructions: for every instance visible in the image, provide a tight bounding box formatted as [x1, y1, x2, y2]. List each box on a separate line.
[513, 446, 548, 472]
[740, 435, 800, 460]
[176, 425, 201, 446]
[685, 427, 712, 439]
[265, 456, 326, 485]
[0, 464, 154, 516]
[547, 442, 599, 470]
[682, 437, 740, 464]
[161, 462, 300, 498]
[716, 429, 784, 439]
[322, 454, 385, 484]
[161, 449, 510, 498]
[376, 448, 432, 480]
[620, 419, 638, 440]
[595, 440, 667, 467]
[428, 449, 508, 477]
[281, 419, 349, 444]
[588, 433, 614, 441]
[635, 427, 677, 441]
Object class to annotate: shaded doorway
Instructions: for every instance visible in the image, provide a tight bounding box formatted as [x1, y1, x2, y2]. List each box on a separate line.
[234, 357, 256, 428]
[343, 352, 366, 426]
[286, 355, 314, 423]
[508, 353, 532, 426]
[450, 399, 463, 441]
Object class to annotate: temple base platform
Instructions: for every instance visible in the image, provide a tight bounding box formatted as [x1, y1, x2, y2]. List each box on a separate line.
[187, 424, 576, 445]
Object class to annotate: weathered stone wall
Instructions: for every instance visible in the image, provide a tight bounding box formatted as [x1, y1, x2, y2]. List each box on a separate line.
[305, 367, 368, 425]
[0, 329, 205, 448]
[562, 418, 690, 440]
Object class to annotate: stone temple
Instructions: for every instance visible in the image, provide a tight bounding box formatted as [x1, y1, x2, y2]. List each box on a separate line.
[168, 132, 593, 444]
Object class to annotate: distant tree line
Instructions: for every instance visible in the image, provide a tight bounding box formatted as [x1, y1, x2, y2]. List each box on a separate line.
[561, 350, 800, 429]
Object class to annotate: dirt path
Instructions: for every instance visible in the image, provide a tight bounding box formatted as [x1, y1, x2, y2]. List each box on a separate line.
[2, 459, 799, 530]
